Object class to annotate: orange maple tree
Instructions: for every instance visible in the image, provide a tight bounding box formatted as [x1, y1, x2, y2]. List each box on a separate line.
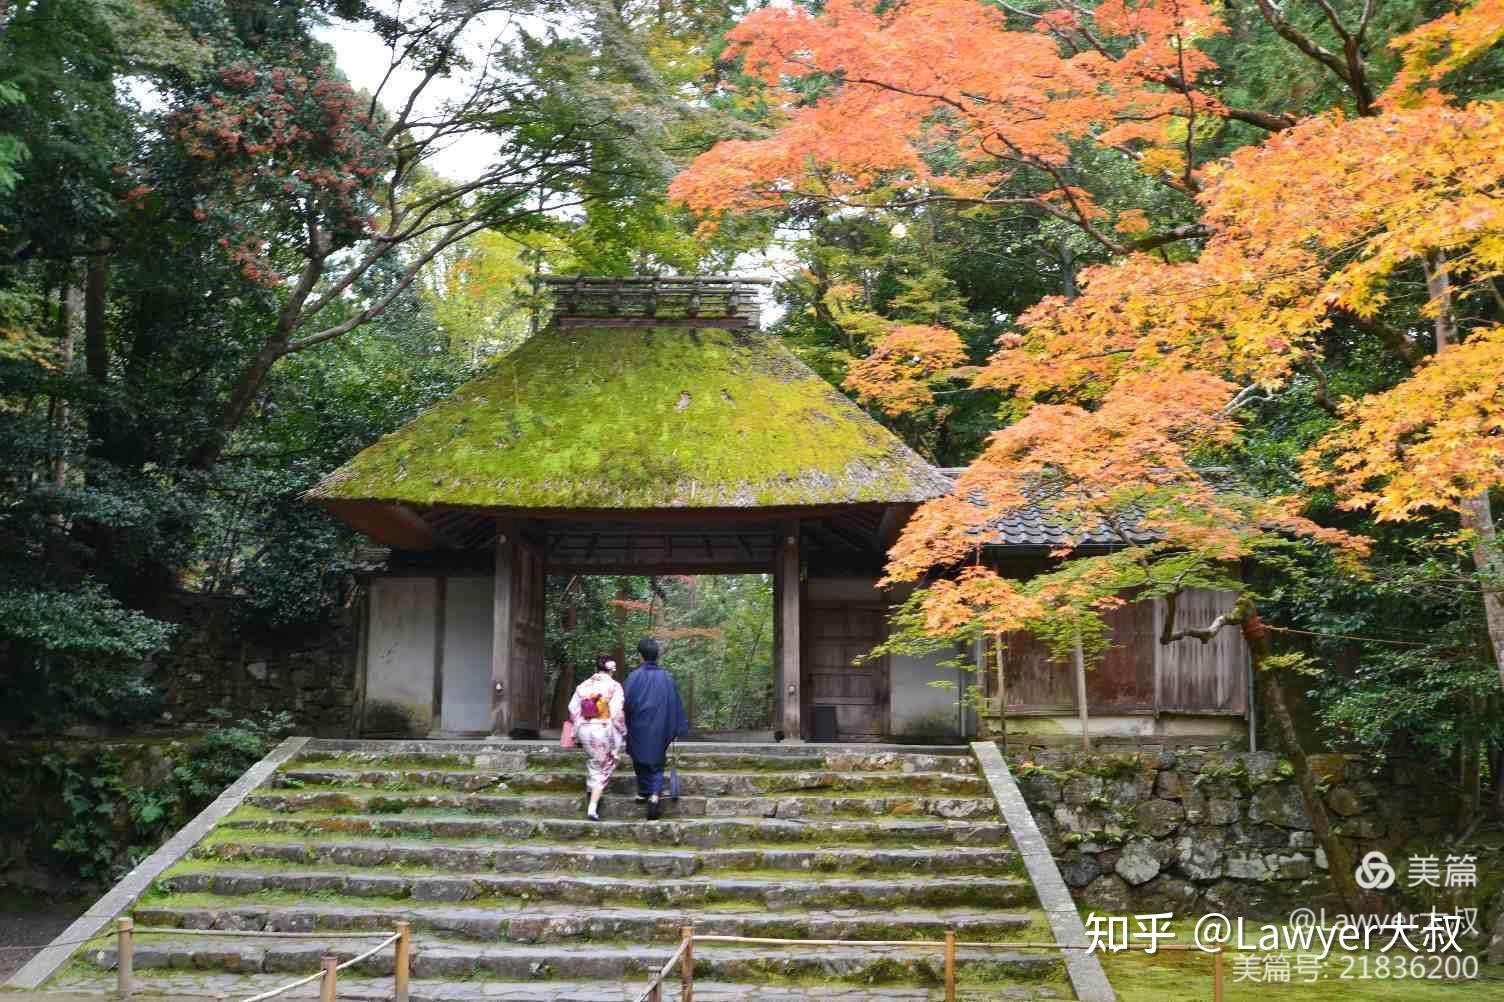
[673, 0, 1504, 691]
[670, 0, 1247, 254]
[842, 324, 967, 417]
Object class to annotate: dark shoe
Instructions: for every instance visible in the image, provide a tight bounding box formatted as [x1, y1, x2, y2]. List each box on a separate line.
[587, 808, 601, 822]
[646, 799, 661, 821]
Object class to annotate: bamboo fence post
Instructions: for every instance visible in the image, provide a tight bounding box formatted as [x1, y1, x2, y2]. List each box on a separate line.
[943, 928, 956, 1002]
[319, 953, 338, 1002]
[116, 917, 133, 1000]
[394, 921, 411, 1002]
[680, 926, 694, 1002]
[1213, 946, 1225, 1002]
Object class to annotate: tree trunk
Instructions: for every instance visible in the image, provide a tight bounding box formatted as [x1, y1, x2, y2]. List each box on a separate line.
[1243, 607, 1387, 914]
[188, 338, 286, 468]
[1424, 251, 1504, 691]
[1060, 244, 1078, 299]
[49, 269, 82, 492]
[84, 242, 108, 382]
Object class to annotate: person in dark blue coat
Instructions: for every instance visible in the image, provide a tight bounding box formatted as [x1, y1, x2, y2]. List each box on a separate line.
[623, 637, 688, 820]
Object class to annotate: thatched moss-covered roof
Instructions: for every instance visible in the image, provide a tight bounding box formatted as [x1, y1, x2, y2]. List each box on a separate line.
[309, 325, 952, 510]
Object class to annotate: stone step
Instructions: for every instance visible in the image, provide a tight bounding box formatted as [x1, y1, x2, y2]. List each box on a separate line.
[271, 767, 989, 796]
[219, 813, 1012, 848]
[156, 867, 1037, 910]
[84, 936, 1063, 987]
[133, 901, 1041, 944]
[243, 790, 998, 821]
[192, 836, 1021, 877]
[50, 972, 1069, 1001]
[292, 745, 975, 775]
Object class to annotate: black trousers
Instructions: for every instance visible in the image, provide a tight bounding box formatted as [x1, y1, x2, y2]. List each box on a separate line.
[633, 761, 665, 798]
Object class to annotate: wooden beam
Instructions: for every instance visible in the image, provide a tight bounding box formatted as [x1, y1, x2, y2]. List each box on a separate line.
[489, 518, 517, 737]
[877, 503, 918, 551]
[320, 501, 438, 550]
[548, 561, 771, 577]
[775, 519, 802, 739]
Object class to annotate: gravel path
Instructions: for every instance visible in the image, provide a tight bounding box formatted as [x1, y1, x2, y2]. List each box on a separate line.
[0, 898, 88, 982]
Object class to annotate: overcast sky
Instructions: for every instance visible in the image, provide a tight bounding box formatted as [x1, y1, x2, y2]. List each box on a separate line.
[318, 12, 793, 288]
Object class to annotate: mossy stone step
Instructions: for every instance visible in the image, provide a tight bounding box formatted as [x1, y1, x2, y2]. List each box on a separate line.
[133, 901, 1040, 944]
[156, 868, 1037, 910]
[521, 748, 977, 774]
[218, 813, 1012, 848]
[291, 747, 978, 775]
[85, 936, 1062, 986]
[243, 790, 999, 821]
[270, 768, 989, 797]
[193, 836, 1020, 877]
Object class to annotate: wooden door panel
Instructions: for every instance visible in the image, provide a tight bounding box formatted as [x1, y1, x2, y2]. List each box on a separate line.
[805, 602, 889, 741]
[509, 534, 547, 731]
[1088, 601, 1157, 711]
[1155, 589, 1249, 713]
[1002, 631, 1073, 709]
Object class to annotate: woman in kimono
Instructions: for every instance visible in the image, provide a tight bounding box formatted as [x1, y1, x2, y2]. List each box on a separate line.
[568, 654, 626, 821]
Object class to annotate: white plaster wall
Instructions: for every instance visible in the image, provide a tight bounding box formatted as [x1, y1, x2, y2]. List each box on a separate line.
[890, 646, 966, 740]
[440, 576, 494, 734]
[364, 577, 439, 735]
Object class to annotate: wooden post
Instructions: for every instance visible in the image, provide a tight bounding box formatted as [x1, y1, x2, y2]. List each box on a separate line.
[774, 519, 802, 739]
[320, 953, 338, 1002]
[394, 921, 411, 1002]
[647, 980, 662, 1002]
[116, 917, 133, 1000]
[680, 925, 694, 1002]
[1212, 946, 1224, 1002]
[1071, 636, 1090, 752]
[490, 518, 517, 737]
[943, 928, 957, 1002]
[995, 633, 1007, 745]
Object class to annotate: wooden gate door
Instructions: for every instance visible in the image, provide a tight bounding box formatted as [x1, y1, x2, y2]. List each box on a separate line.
[508, 531, 547, 733]
[806, 603, 889, 741]
[491, 520, 547, 737]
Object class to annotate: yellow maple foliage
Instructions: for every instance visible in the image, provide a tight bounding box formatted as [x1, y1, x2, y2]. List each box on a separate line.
[843, 323, 966, 416]
[1382, 0, 1504, 107]
[1307, 325, 1504, 519]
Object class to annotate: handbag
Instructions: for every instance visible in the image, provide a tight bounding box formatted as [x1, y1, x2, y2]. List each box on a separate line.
[560, 720, 576, 748]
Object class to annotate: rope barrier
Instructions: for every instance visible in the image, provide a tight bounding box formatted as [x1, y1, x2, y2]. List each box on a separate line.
[630, 931, 1226, 1002]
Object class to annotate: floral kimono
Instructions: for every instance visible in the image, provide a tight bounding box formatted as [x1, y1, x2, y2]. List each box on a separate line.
[569, 671, 626, 791]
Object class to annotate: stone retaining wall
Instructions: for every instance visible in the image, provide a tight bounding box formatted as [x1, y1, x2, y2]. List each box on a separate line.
[139, 593, 360, 735]
[1005, 743, 1454, 917]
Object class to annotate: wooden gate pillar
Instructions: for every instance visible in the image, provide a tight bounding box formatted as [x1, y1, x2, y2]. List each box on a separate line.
[774, 519, 802, 740]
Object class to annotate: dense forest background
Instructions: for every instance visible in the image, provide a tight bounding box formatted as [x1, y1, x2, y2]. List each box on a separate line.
[0, 0, 1500, 817]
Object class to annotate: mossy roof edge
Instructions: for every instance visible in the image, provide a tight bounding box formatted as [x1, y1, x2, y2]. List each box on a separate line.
[308, 325, 952, 511]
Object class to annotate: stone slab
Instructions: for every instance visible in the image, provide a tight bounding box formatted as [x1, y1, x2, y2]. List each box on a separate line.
[3, 735, 311, 991]
[973, 740, 1116, 1002]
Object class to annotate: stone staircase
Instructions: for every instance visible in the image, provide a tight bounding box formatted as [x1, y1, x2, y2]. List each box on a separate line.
[50, 740, 1078, 1000]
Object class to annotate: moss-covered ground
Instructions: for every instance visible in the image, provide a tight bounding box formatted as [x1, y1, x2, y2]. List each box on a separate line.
[1093, 916, 1504, 1001]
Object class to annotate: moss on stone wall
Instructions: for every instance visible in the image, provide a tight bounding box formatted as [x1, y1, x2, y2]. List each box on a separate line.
[309, 326, 951, 509]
